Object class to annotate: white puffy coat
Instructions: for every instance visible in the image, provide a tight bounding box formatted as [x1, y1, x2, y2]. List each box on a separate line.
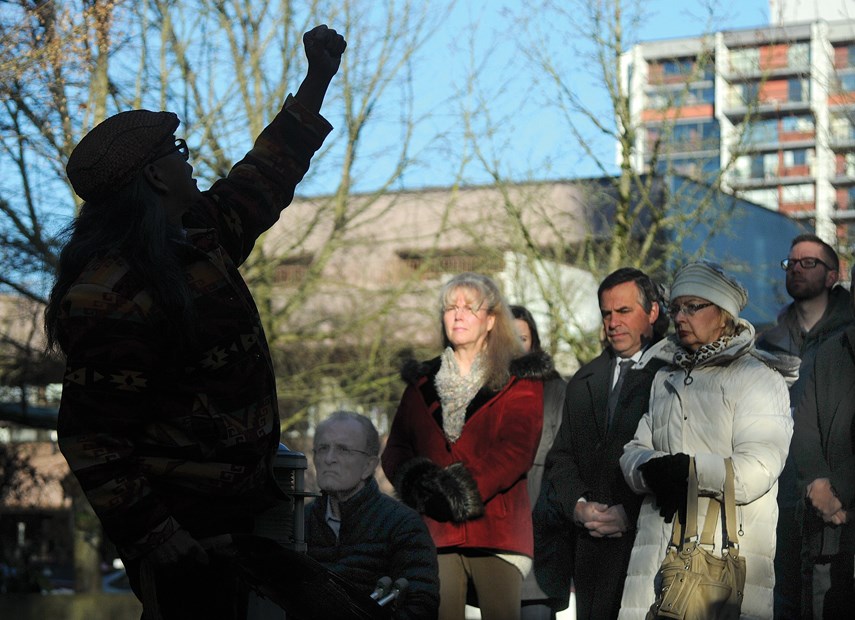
[618, 322, 792, 619]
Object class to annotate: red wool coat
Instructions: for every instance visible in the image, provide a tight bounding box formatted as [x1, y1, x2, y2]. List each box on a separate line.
[382, 354, 547, 557]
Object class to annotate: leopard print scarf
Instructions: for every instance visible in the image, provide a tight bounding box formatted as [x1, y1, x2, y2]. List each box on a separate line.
[673, 334, 735, 385]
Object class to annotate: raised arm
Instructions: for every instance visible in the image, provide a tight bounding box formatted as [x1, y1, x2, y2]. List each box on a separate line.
[294, 24, 347, 114]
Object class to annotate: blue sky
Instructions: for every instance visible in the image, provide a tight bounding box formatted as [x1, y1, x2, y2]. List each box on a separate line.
[640, 0, 768, 40]
[328, 0, 772, 193]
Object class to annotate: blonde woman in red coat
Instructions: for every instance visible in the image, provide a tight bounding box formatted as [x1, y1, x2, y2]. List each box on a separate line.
[382, 272, 550, 620]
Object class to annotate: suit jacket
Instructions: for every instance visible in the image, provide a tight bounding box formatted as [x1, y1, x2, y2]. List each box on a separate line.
[546, 342, 667, 522]
[534, 339, 668, 614]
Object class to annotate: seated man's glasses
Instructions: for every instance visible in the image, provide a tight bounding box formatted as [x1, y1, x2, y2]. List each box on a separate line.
[313, 443, 372, 458]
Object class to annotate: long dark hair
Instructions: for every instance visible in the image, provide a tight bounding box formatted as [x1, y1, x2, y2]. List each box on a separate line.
[45, 174, 195, 353]
[510, 305, 543, 353]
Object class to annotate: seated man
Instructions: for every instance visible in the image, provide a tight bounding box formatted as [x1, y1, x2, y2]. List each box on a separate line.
[306, 411, 439, 620]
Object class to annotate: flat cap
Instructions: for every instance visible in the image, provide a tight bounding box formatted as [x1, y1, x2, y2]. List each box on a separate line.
[66, 110, 179, 202]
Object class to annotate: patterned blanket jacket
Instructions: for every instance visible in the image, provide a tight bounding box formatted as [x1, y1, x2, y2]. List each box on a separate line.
[56, 98, 331, 559]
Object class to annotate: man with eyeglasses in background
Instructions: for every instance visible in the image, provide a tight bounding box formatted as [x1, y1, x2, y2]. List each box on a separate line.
[756, 233, 855, 619]
[791, 262, 855, 619]
[46, 25, 346, 620]
[306, 411, 439, 619]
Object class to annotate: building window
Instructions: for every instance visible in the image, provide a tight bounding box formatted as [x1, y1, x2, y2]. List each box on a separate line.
[397, 249, 505, 280]
[730, 47, 759, 74]
[788, 43, 810, 70]
[655, 155, 719, 178]
[662, 60, 682, 76]
[781, 183, 815, 204]
[748, 155, 764, 179]
[655, 57, 714, 82]
[839, 72, 855, 93]
[700, 86, 715, 103]
[783, 149, 808, 167]
[849, 45, 855, 68]
[646, 85, 713, 109]
[838, 153, 855, 177]
[273, 254, 313, 285]
[763, 153, 779, 178]
[665, 120, 720, 152]
[788, 78, 806, 103]
[740, 153, 779, 180]
[831, 115, 855, 141]
[741, 118, 778, 146]
[780, 114, 814, 133]
[738, 82, 759, 105]
[740, 116, 814, 147]
[733, 155, 751, 180]
[689, 85, 714, 104]
[740, 188, 778, 209]
[646, 90, 668, 109]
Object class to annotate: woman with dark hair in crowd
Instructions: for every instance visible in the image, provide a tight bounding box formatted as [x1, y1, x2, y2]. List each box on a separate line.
[511, 305, 568, 620]
[382, 273, 553, 620]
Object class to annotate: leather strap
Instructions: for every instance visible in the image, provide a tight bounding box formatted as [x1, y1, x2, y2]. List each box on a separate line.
[672, 457, 699, 547]
[670, 457, 739, 551]
[722, 458, 740, 550]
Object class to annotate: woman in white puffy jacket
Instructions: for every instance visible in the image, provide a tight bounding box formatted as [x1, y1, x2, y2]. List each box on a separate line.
[618, 261, 793, 620]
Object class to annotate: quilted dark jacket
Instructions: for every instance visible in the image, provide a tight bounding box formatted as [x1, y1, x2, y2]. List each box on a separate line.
[305, 478, 440, 620]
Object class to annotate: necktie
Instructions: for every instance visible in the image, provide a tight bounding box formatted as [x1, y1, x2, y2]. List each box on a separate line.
[607, 359, 633, 430]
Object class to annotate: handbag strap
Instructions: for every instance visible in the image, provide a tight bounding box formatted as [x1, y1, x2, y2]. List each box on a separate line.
[722, 458, 739, 549]
[698, 458, 740, 550]
[671, 456, 700, 547]
[699, 497, 720, 546]
[670, 457, 739, 550]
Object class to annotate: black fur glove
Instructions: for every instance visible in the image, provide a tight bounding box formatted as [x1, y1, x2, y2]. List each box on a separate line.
[423, 492, 455, 522]
[396, 457, 443, 514]
[432, 462, 485, 522]
[637, 453, 690, 523]
[395, 459, 485, 522]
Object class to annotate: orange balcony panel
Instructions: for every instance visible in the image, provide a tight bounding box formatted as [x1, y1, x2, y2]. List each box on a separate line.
[834, 46, 853, 69]
[640, 105, 714, 122]
[759, 81, 789, 101]
[829, 93, 855, 106]
[782, 165, 810, 177]
[648, 74, 696, 86]
[759, 44, 790, 71]
[780, 131, 815, 142]
[778, 201, 815, 214]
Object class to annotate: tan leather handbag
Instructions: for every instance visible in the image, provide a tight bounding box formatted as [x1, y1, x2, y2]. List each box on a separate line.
[646, 458, 746, 620]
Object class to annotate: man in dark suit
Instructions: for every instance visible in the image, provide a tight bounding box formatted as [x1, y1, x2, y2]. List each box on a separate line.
[535, 268, 669, 619]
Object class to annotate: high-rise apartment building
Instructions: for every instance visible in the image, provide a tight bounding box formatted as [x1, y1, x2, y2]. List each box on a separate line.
[622, 13, 855, 249]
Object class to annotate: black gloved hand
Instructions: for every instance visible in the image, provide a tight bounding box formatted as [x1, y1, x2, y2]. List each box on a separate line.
[423, 492, 454, 523]
[637, 453, 690, 523]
